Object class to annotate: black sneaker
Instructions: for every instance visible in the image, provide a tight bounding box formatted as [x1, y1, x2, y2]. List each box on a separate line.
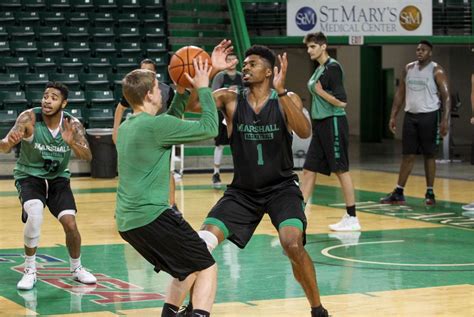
[177, 303, 192, 317]
[424, 191, 436, 206]
[312, 305, 329, 317]
[380, 190, 406, 204]
[212, 173, 221, 189]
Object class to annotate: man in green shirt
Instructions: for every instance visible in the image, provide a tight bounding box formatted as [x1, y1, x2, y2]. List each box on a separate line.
[0, 82, 96, 291]
[300, 32, 361, 232]
[116, 40, 234, 317]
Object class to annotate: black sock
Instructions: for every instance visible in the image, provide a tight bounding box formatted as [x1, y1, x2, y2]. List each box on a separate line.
[311, 305, 328, 317]
[346, 205, 356, 217]
[161, 303, 179, 317]
[192, 309, 210, 317]
[185, 302, 193, 312]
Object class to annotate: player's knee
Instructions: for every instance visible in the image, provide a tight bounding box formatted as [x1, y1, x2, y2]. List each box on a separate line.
[281, 239, 303, 259]
[198, 230, 219, 253]
[58, 211, 77, 233]
[23, 199, 44, 248]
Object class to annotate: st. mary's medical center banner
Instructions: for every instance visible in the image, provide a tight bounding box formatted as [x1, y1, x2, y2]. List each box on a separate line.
[287, 0, 432, 36]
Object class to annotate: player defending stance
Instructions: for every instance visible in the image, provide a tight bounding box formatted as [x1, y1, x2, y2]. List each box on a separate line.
[0, 82, 96, 290]
[115, 40, 235, 317]
[181, 45, 328, 317]
[380, 40, 450, 205]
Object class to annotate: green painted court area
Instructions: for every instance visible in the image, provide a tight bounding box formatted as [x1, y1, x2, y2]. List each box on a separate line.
[1, 227, 473, 315]
[1, 183, 473, 315]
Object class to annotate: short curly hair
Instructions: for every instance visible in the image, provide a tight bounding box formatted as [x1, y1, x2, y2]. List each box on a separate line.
[245, 45, 276, 68]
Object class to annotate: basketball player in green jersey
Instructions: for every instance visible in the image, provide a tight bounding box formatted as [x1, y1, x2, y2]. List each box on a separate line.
[181, 45, 328, 317]
[301, 32, 361, 232]
[116, 40, 236, 317]
[0, 82, 96, 291]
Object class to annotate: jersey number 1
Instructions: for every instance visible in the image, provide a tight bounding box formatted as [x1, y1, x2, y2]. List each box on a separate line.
[256, 143, 264, 166]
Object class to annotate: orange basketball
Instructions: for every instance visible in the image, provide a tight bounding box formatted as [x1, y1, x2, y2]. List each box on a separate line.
[168, 46, 212, 88]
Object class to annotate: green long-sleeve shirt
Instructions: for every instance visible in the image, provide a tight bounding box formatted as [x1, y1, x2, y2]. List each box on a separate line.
[115, 87, 218, 232]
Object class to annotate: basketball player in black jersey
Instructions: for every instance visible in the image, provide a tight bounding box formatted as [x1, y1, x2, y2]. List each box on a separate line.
[179, 45, 328, 317]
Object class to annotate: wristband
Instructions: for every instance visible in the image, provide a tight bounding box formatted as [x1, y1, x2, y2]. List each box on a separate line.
[277, 89, 288, 97]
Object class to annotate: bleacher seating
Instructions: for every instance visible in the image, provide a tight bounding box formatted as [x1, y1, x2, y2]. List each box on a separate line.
[0, 109, 18, 139]
[0, 1, 169, 128]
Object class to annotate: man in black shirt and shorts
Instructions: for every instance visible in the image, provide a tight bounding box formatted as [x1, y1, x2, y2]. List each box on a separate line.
[182, 45, 328, 317]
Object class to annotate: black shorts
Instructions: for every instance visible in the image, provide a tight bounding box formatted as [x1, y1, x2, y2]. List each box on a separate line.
[15, 176, 77, 223]
[402, 111, 440, 156]
[204, 180, 307, 249]
[214, 111, 230, 146]
[303, 116, 349, 176]
[119, 209, 215, 281]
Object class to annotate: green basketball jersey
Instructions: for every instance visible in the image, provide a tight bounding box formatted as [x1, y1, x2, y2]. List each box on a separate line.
[13, 108, 72, 180]
[307, 58, 346, 120]
[115, 88, 218, 232]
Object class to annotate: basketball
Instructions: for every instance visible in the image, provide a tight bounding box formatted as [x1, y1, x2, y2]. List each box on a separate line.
[168, 46, 212, 88]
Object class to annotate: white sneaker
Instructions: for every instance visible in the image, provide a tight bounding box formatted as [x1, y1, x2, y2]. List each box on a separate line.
[462, 203, 474, 211]
[328, 232, 361, 245]
[72, 266, 97, 284]
[17, 268, 37, 290]
[329, 214, 361, 231]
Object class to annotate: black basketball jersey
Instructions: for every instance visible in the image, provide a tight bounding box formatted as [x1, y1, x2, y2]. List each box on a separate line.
[229, 89, 297, 192]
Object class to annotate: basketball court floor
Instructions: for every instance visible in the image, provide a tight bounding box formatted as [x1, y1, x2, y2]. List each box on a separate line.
[0, 168, 473, 316]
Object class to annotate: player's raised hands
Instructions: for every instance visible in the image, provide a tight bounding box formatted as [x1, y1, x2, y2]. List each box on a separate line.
[60, 117, 75, 145]
[273, 53, 288, 93]
[211, 39, 237, 72]
[184, 56, 212, 89]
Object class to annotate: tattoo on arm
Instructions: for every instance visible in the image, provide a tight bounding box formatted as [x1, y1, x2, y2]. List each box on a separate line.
[11, 111, 33, 135]
[72, 120, 90, 149]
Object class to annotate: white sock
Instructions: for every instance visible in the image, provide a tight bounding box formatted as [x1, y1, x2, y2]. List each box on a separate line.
[396, 185, 404, 189]
[25, 254, 36, 270]
[214, 166, 220, 174]
[70, 256, 81, 272]
[214, 145, 224, 169]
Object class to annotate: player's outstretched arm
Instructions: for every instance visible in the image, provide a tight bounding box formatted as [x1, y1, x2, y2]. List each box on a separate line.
[273, 53, 311, 138]
[61, 117, 92, 161]
[0, 110, 34, 153]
